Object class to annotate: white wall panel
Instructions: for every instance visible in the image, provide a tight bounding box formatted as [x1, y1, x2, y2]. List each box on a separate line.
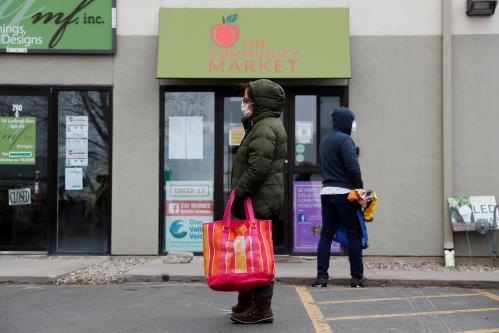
[117, 0, 499, 36]
[349, 0, 441, 36]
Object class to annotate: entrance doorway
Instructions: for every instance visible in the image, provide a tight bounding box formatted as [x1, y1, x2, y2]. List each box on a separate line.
[0, 91, 49, 251]
[161, 84, 348, 255]
[0, 87, 112, 254]
[287, 88, 346, 255]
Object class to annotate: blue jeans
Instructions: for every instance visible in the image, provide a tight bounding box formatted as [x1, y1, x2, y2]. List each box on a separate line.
[317, 194, 364, 279]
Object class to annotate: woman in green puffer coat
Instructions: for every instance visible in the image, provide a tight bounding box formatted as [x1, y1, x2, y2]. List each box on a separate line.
[230, 79, 287, 325]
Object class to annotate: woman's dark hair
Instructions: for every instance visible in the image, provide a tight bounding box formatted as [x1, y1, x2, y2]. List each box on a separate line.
[240, 82, 254, 102]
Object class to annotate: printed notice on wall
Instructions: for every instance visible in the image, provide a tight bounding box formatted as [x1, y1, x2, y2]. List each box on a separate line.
[66, 116, 88, 167]
[168, 117, 204, 159]
[65, 168, 83, 190]
[295, 121, 314, 144]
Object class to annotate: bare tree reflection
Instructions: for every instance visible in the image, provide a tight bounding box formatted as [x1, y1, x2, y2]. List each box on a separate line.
[57, 91, 110, 252]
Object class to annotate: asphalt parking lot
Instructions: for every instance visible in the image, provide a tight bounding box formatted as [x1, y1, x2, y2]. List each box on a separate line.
[0, 283, 498, 332]
[297, 286, 499, 333]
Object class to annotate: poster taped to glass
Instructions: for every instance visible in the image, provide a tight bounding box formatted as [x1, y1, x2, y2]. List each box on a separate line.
[0, 117, 36, 165]
[165, 181, 213, 252]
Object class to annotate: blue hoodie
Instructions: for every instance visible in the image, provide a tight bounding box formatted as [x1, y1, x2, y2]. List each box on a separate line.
[319, 107, 363, 189]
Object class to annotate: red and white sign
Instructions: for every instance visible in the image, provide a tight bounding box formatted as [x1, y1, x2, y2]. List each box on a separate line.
[166, 200, 214, 216]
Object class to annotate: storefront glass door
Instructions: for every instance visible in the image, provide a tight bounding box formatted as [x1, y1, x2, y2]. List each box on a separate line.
[290, 93, 344, 254]
[56, 90, 111, 253]
[161, 86, 347, 255]
[0, 92, 49, 251]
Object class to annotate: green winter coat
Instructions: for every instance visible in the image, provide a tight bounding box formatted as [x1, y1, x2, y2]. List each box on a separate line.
[231, 79, 288, 219]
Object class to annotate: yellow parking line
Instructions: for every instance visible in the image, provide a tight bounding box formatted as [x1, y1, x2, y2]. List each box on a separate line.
[318, 293, 482, 305]
[327, 307, 499, 321]
[311, 287, 372, 292]
[454, 329, 499, 333]
[295, 286, 333, 333]
[476, 291, 499, 303]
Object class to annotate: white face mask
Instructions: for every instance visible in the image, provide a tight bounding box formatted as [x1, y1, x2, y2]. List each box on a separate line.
[351, 120, 357, 133]
[241, 100, 252, 118]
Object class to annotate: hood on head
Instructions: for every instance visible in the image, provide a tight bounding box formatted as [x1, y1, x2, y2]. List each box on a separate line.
[332, 107, 355, 135]
[248, 79, 285, 119]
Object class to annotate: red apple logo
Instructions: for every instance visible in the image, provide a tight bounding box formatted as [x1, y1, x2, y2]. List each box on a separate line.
[210, 14, 240, 48]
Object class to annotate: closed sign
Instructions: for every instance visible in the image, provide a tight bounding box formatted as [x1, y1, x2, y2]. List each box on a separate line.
[8, 188, 31, 206]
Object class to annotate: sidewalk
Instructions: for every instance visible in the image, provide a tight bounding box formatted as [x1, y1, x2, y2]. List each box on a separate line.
[1, 255, 498, 288]
[124, 256, 499, 289]
[0, 256, 108, 283]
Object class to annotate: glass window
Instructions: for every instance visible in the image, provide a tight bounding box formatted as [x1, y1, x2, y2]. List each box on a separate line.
[164, 92, 215, 252]
[57, 91, 111, 253]
[223, 96, 243, 204]
[295, 95, 317, 166]
[319, 97, 341, 143]
[0, 94, 49, 250]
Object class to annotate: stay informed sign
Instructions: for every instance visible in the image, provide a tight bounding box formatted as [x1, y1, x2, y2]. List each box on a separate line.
[0, 0, 116, 54]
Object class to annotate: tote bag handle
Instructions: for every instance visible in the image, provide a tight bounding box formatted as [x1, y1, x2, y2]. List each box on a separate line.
[223, 190, 256, 229]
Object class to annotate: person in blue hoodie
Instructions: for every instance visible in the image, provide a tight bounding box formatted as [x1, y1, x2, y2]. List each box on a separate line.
[312, 107, 365, 288]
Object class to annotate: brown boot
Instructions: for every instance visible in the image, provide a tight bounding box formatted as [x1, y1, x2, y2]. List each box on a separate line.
[231, 282, 274, 324]
[231, 290, 253, 314]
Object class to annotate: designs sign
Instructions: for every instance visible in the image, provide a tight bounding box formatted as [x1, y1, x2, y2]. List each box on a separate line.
[0, 0, 116, 54]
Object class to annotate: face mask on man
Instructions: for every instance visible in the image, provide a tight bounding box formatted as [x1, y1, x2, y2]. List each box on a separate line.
[351, 120, 357, 133]
[241, 100, 253, 118]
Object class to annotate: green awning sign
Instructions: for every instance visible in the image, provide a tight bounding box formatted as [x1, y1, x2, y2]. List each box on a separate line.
[0, 117, 36, 165]
[0, 0, 116, 54]
[157, 8, 351, 79]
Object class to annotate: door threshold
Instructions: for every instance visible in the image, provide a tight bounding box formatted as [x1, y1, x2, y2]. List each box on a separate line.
[0, 251, 48, 255]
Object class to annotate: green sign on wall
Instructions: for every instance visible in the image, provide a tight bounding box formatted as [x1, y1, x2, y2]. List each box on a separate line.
[0, 0, 116, 54]
[0, 117, 36, 165]
[157, 8, 351, 79]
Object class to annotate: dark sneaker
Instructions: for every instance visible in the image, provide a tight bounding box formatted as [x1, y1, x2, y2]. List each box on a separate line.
[311, 278, 328, 287]
[230, 305, 274, 324]
[350, 277, 366, 288]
